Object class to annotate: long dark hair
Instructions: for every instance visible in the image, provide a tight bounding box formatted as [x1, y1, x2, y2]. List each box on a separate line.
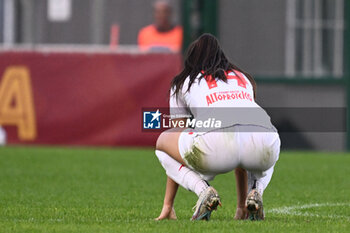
[171, 33, 256, 99]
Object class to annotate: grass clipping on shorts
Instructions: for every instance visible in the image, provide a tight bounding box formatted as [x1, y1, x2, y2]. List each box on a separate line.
[184, 143, 206, 173]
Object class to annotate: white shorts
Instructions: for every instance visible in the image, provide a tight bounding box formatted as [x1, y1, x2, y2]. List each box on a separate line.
[178, 125, 280, 180]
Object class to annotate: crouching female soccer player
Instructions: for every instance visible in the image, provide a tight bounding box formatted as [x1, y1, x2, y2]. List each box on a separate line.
[155, 34, 280, 221]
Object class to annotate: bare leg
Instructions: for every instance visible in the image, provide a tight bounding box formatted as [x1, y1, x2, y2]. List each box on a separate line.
[234, 167, 248, 220]
[156, 128, 186, 165]
[155, 176, 179, 220]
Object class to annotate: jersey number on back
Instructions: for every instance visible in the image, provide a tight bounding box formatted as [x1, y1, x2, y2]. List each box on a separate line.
[205, 70, 247, 89]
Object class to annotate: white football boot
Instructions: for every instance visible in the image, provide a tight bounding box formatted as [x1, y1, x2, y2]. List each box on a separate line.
[246, 189, 264, 220]
[191, 186, 221, 221]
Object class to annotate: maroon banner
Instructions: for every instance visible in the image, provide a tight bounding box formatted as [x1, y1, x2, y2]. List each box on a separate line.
[0, 51, 182, 146]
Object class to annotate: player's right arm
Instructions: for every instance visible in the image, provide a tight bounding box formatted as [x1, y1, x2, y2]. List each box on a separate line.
[155, 90, 190, 220]
[169, 87, 191, 128]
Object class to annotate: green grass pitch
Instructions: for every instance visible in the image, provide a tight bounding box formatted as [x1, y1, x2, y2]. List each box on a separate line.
[0, 146, 349, 232]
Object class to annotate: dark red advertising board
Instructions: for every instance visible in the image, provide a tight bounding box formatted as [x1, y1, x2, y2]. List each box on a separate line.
[0, 51, 182, 146]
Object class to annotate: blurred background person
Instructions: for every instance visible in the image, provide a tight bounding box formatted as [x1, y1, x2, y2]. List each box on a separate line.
[138, 0, 183, 52]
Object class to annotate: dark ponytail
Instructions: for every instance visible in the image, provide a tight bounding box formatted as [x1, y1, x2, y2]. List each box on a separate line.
[171, 33, 256, 99]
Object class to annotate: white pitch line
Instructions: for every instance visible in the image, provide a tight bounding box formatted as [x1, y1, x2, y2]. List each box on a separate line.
[267, 203, 350, 220]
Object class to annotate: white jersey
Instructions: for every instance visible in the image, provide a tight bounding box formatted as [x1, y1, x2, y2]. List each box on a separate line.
[169, 70, 273, 129]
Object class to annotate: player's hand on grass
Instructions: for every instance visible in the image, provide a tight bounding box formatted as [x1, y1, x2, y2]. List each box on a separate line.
[234, 207, 248, 220]
[155, 205, 177, 220]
